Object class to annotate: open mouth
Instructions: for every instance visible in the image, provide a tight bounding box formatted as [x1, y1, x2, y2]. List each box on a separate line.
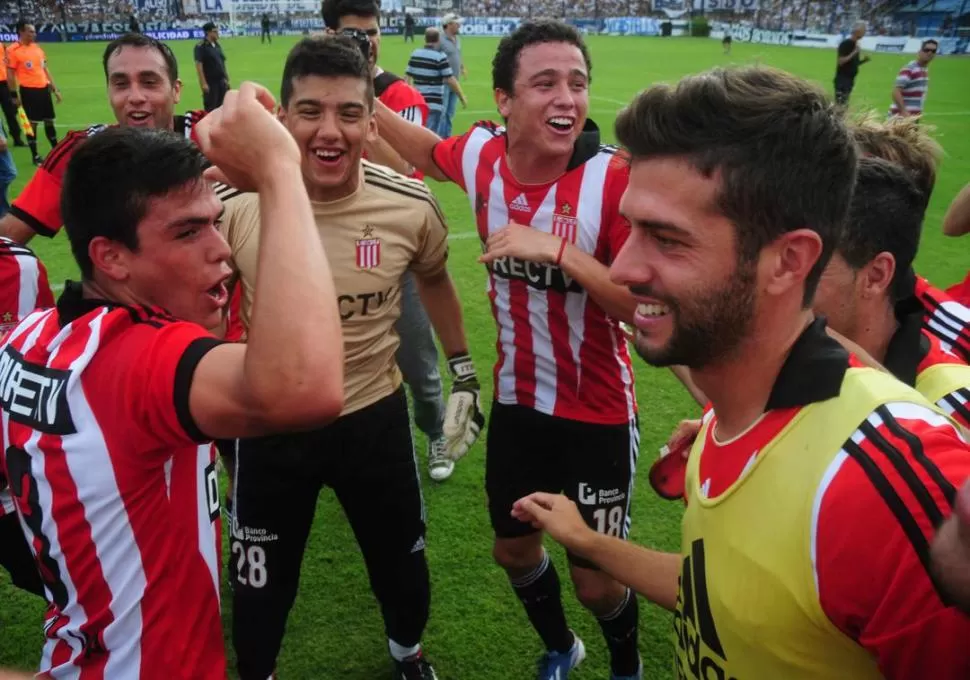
[636, 303, 671, 318]
[312, 149, 345, 166]
[546, 116, 576, 133]
[206, 279, 229, 307]
[127, 111, 152, 125]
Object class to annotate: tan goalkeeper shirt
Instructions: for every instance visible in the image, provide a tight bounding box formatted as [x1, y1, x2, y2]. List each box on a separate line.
[217, 160, 450, 416]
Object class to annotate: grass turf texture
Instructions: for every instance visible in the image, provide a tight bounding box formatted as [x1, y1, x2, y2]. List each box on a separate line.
[0, 35, 968, 678]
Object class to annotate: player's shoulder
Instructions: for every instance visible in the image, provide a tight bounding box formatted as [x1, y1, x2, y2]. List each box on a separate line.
[176, 109, 207, 139]
[38, 124, 110, 175]
[213, 182, 251, 205]
[468, 119, 506, 138]
[0, 236, 40, 261]
[363, 161, 446, 222]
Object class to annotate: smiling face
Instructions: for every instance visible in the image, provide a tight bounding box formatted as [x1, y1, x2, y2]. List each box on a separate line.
[610, 157, 759, 369]
[106, 45, 181, 131]
[278, 74, 376, 202]
[496, 41, 590, 162]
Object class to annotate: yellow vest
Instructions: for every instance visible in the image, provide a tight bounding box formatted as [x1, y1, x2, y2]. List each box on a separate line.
[915, 361, 970, 420]
[675, 367, 930, 680]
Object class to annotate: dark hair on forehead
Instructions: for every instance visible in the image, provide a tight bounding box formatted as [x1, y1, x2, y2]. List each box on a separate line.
[615, 66, 857, 308]
[492, 20, 592, 94]
[62, 127, 207, 280]
[321, 0, 380, 29]
[102, 33, 179, 84]
[839, 156, 925, 301]
[280, 35, 374, 108]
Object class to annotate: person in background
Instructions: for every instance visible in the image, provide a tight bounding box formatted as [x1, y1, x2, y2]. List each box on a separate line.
[261, 13, 272, 43]
[0, 122, 15, 217]
[7, 20, 61, 165]
[404, 11, 415, 42]
[437, 12, 465, 138]
[834, 20, 869, 106]
[194, 22, 229, 112]
[0, 43, 24, 148]
[890, 39, 937, 118]
[406, 27, 466, 135]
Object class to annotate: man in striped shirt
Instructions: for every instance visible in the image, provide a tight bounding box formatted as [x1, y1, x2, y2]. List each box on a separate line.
[0, 85, 345, 679]
[0, 235, 52, 599]
[406, 27, 466, 135]
[376, 20, 642, 680]
[890, 39, 936, 118]
[514, 65, 970, 680]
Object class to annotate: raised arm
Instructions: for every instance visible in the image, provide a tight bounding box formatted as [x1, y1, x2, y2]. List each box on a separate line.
[374, 98, 448, 182]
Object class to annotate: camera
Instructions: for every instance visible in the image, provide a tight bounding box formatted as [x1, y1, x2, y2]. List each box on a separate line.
[340, 28, 371, 61]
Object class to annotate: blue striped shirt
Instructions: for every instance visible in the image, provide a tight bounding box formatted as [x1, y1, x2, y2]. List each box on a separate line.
[405, 47, 453, 113]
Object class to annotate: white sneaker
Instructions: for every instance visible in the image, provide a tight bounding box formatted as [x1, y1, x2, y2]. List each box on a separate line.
[428, 437, 454, 481]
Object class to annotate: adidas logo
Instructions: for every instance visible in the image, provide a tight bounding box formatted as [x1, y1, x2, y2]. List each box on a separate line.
[674, 539, 729, 679]
[509, 193, 530, 212]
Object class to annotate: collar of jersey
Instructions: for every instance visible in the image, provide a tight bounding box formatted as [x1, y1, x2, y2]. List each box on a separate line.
[883, 294, 930, 387]
[498, 118, 602, 188]
[764, 316, 848, 410]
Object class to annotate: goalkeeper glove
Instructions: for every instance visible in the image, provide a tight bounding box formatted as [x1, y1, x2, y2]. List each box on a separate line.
[443, 353, 485, 460]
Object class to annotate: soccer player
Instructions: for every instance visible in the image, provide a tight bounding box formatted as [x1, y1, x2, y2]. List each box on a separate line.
[0, 235, 53, 599]
[890, 39, 937, 118]
[813, 156, 970, 427]
[7, 21, 61, 166]
[514, 65, 970, 679]
[218, 36, 480, 680]
[834, 21, 869, 106]
[375, 20, 642, 680]
[323, 0, 465, 480]
[0, 33, 204, 247]
[0, 83, 345, 678]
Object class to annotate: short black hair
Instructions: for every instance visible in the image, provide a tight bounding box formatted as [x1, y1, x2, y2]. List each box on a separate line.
[102, 33, 179, 84]
[615, 66, 857, 307]
[921, 39, 939, 50]
[838, 156, 926, 301]
[321, 0, 380, 30]
[62, 128, 207, 280]
[280, 35, 374, 109]
[14, 20, 31, 34]
[492, 20, 592, 94]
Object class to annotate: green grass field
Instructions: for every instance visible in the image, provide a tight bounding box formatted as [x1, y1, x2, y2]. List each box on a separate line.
[0, 34, 968, 679]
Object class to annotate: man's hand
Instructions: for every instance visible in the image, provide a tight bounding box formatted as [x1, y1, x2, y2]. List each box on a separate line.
[202, 83, 210, 94]
[443, 353, 485, 460]
[479, 223, 562, 265]
[53, 88, 62, 104]
[664, 418, 701, 456]
[512, 492, 594, 554]
[931, 480, 970, 614]
[196, 82, 300, 191]
[649, 418, 699, 500]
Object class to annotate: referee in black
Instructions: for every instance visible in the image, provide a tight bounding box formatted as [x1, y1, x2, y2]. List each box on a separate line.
[834, 21, 870, 106]
[194, 22, 229, 112]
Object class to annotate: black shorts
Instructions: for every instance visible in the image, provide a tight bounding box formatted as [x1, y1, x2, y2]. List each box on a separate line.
[485, 402, 639, 567]
[19, 86, 54, 121]
[0, 511, 43, 596]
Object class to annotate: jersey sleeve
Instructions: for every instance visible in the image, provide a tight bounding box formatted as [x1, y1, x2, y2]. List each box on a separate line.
[120, 321, 224, 451]
[6, 46, 19, 71]
[814, 406, 970, 680]
[410, 193, 449, 279]
[193, 43, 203, 63]
[602, 154, 632, 262]
[430, 122, 486, 190]
[9, 131, 89, 237]
[895, 67, 914, 89]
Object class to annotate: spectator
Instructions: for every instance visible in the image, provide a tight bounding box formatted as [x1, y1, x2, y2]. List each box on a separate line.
[194, 21, 229, 111]
[437, 12, 465, 138]
[890, 39, 937, 118]
[406, 27, 466, 134]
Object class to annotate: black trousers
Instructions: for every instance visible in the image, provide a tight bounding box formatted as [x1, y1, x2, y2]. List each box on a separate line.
[0, 82, 22, 143]
[834, 75, 855, 106]
[203, 80, 228, 112]
[230, 387, 430, 679]
[0, 512, 43, 597]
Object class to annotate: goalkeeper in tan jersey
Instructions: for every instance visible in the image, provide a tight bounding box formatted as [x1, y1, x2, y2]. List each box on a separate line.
[214, 36, 480, 680]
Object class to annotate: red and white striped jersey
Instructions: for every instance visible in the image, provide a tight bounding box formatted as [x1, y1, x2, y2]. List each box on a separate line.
[0, 236, 54, 519]
[0, 283, 226, 679]
[432, 121, 636, 425]
[916, 275, 970, 364]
